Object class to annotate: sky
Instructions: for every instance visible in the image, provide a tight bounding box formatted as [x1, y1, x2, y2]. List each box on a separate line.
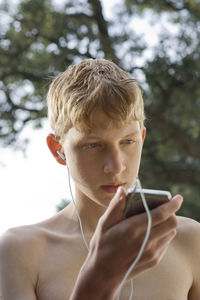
[0, 0, 176, 236]
[0, 122, 74, 234]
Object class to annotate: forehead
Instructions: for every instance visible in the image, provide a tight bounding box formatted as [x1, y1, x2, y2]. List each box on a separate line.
[64, 119, 141, 145]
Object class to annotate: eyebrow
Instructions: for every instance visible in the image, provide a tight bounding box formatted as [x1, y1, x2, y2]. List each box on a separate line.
[123, 131, 140, 138]
[82, 130, 140, 141]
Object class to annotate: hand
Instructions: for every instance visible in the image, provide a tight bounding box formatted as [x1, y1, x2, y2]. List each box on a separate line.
[88, 187, 182, 291]
[71, 187, 183, 299]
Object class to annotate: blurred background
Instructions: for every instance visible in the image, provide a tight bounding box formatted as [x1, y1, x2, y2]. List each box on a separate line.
[0, 0, 200, 235]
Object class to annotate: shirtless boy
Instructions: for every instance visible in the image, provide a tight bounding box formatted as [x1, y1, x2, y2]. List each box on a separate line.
[0, 59, 200, 300]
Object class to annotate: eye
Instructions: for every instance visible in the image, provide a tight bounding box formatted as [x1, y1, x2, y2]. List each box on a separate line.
[84, 142, 102, 149]
[88, 143, 99, 148]
[123, 139, 135, 144]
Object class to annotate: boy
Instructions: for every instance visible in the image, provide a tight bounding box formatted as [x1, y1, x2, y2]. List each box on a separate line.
[0, 59, 199, 299]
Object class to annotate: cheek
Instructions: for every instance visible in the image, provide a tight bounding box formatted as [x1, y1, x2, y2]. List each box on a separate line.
[66, 152, 100, 187]
[126, 145, 143, 179]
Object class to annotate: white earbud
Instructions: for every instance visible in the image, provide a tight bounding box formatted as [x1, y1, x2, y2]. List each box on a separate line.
[57, 150, 66, 161]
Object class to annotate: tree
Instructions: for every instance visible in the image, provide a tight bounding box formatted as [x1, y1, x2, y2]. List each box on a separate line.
[0, 0, 199, 220]
[0, 0, 143, 148]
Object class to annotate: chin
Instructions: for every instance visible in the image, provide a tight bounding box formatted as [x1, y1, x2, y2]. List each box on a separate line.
[92, 193, 113, 208]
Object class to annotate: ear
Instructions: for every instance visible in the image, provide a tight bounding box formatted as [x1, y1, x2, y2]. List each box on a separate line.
[46, 134, 66, 165]
[142, 127, 146, 143]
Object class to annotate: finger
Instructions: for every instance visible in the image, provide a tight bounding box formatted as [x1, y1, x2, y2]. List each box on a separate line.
[121, 195, 182, 234]
[125, 229, 176, 279]
[148, 230, 176, 262]
[150, 194, 183, 227]
[117, 195, 183, 238]
[100, 186, 127, 231]
[150, 215, 178, 240]
[133, 230, 176, 274]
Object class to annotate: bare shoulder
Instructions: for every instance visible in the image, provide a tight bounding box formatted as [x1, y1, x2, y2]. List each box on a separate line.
[0, 210, 74, 263]
[176, 216, 200, 256]
[0, 223, 44, 253]
[0, 213, 64, 262]
[177, 216, 200, 236]
[176, 218, 200, 298]
[0, 224, 46, 299]
[0, 224, 45, 276]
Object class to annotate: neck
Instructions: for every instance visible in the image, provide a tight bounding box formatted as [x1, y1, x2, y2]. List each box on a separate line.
[63, 189, 107, 236]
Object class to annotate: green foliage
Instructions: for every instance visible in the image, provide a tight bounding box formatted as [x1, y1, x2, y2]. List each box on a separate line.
[56, 199, 70, 212]
[0, 0, 200, 220]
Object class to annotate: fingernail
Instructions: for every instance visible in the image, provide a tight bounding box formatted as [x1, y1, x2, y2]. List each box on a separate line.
[173, 195, 183, 207]
[175, 195, 183, 203]
[116, 186, 122, 195]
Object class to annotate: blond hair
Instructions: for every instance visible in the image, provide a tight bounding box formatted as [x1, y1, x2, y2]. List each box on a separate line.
[47, 59, 145, 144]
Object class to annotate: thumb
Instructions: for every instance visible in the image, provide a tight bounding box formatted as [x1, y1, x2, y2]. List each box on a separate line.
[100, 186, 127, 232]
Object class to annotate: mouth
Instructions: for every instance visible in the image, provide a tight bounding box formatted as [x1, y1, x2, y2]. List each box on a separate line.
[101, 183, 125, 193]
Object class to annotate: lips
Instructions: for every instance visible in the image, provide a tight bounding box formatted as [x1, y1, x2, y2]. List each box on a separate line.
[101, 183, 124, 193]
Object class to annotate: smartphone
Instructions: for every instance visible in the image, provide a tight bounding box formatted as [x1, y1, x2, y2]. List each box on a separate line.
[124, 188, 172, 218]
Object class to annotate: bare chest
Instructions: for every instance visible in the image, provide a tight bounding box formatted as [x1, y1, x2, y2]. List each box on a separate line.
[35, 240, 192, 300]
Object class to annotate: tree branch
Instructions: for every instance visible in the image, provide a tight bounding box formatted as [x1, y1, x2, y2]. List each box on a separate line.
[87, 0, 119, 63]
[3, 88, 41, 114]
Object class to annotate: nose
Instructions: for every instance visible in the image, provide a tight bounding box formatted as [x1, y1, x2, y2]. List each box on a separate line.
[103, 148, 126, 174]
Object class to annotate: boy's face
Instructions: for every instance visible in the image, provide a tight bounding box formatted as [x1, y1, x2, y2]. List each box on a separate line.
[62, 118, 145, 208]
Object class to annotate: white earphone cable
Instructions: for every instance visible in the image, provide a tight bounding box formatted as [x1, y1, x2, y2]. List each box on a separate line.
[67, 166, 89, 251]
[116, 178, 152, 300]
[129, 279, 134, 300]
[66, 168, 151, 300]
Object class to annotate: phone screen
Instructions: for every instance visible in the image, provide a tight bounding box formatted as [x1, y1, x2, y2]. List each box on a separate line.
[124, 189, 171, 218]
